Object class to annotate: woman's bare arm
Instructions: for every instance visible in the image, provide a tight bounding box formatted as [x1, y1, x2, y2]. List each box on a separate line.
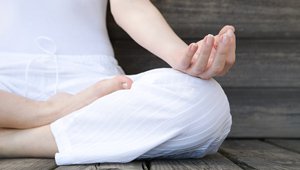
[0, 76, 133, 129]
[110, 0, 187, 66]
[110, 0, 236, 79]
[0, 90, 49, 129]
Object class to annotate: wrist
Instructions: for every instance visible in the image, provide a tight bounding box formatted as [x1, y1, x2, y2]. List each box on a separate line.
[165, 42, 188, 69]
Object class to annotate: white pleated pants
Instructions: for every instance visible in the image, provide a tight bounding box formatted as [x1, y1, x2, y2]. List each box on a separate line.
[0, 53, 232, 165]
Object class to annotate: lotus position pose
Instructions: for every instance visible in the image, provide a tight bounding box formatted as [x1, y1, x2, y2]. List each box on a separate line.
[0, 0, 236, 165]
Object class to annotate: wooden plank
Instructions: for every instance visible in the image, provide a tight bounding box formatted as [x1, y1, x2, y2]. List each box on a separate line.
[56, 165, 100, 170]
[220, 140, 300, 170]
[0, 158, 56, 170]
[107, 0, 300, 39]
[98, 161, 146, 170]
[265, 139, 300, 154]
[150, 153, 242, 170]
[113, 39, 300, 87]
[226, 88, 300, 138]
[55, 162, 145, 170]
[55, 165, 97, 170]
[216, 39, 300, 88]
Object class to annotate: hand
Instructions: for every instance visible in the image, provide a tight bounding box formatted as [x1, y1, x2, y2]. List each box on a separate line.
[41, 75, 133, 125]
[171, 25, 236, 80]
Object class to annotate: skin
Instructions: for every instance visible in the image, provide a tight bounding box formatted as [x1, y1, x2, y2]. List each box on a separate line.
[0, 0, 236, 158]
[110, 0, 236, 79]
[0, 76, 133, 157]
[0, 76, 133, 129]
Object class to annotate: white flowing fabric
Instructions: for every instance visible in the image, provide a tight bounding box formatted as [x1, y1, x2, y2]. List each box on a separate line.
[0, 52, 123, 100]
[0, 0, 232, 165]
[51, 68, 232, 165]
[0, 53, 231, 165]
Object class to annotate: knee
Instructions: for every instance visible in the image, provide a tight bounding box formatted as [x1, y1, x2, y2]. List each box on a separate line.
[173, 74, 231, 155]
[181, 74, 231, 138]
[165, 71, 232, 156]
[136, 68, 231, 127]
[175, 75, 231, 135]
[136, 68, 229, 107]
[153, 68, 232, 140]
[136, 69, 231, 158]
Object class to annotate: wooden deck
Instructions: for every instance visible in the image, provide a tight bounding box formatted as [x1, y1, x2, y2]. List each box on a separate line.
[1, 139, 299, 170]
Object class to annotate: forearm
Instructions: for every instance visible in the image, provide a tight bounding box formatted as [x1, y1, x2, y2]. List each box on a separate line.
[0, 76, 133, 129]
[110, 0, 187, 66]
[0, 90, 50, 129]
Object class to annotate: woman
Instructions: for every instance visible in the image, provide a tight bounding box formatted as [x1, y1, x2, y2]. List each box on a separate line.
[0, 0, 236, 165]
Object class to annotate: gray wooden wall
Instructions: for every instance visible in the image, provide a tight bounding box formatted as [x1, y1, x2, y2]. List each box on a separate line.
[107, 0, 300, 138]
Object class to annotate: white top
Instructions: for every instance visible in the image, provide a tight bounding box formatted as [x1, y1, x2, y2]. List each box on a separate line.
[0, 0, 114, 56]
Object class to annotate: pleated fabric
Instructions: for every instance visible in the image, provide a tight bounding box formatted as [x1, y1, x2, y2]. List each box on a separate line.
[50, 68, 231, 165]
[0, 53, 231, 165]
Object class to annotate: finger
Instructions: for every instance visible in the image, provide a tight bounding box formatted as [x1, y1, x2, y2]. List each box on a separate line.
[93, 75, 133, 96]
[199, 33, 230, 79]
[50, 76, 133, 119]
[180, 43, 198, 69]
[218, 25, 235, 35]
[213, 25, 235, 49]
[66, 76, 132, 114]
[228, 30, 236, 67]
[189, 34, 214, 74]
[77, 76, 133, 102]
[219, 30, 236, 76]
[113, 75, 134, 90]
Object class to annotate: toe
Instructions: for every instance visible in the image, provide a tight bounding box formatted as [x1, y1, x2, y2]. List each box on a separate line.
[112, 75, 133, 90]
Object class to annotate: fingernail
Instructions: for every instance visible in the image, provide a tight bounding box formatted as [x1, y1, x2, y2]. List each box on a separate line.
[193, 43, 198, 48]
[222, 34, 228, 44]
[227, 30, 234, 38]
[122, 82, 128, 89]
[206, 34, 214, 45]
[191, 43, 198, 52]
[228, 25, 235, 32]
[189, 43, 195, 48]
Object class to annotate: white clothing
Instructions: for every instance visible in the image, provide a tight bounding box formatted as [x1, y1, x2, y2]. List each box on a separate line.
[0, 53, 231, 165]
[0, 0, 231, 165]
[0, 53, 122, 100]
[0, 0, 113, 55]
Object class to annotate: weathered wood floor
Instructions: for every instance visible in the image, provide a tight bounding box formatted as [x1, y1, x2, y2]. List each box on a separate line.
[1, 139, 299, 170]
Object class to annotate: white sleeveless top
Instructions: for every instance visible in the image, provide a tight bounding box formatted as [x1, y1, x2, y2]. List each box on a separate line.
[0, 0, 114, 56]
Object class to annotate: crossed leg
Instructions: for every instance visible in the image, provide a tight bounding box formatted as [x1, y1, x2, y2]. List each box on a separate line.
[0, 68, 231, 165]
[0, 75, 134, 158]
[0, 126, 57, 158]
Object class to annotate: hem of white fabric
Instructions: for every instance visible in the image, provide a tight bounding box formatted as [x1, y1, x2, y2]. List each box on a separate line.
[50, 120, 72, 165]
